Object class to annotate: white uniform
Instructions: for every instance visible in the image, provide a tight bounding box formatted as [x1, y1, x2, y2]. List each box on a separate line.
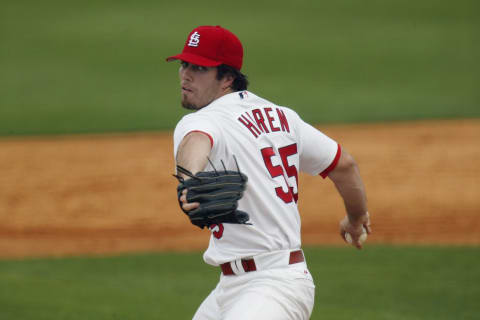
[173, 91, 340, 320]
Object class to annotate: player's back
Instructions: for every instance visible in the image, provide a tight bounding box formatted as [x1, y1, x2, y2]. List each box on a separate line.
[206, 90, 301, 212]
[173, 90, 338, 265]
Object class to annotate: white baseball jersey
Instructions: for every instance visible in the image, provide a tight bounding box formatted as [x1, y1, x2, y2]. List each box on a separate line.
[173, 91, 340, 266]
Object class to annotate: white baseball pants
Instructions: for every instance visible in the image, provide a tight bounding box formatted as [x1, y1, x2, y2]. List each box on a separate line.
[192, 255, 315, 319]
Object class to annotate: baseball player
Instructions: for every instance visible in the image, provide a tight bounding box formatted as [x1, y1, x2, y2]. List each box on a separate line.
[166, 25, 371, 320]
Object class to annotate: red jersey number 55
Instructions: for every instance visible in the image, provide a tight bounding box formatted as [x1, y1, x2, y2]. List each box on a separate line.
[261, 143, 299, 204]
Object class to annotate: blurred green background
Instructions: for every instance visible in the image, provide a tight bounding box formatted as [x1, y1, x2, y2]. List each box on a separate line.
[1, 0, 478, 136]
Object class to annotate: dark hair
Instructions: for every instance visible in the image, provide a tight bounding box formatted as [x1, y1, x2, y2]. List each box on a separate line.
[216, 64, 249, 91]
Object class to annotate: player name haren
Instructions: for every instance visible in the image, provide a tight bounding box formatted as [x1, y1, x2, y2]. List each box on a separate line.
[238, 107, 290, 138]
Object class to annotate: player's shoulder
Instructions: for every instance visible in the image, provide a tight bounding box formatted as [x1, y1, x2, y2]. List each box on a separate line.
[236, 90, 274, 106]
[176, 101, 223, 122]
[244, 91, 300, 113]
[174, 111, 215, 134]
[210, 90, 274, 108]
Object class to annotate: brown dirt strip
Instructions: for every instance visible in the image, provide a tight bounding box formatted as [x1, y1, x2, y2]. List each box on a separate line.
[0, 119, 479, 259]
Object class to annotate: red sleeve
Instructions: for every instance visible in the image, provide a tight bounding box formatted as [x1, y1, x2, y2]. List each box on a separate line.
[320, 144, 341, 178]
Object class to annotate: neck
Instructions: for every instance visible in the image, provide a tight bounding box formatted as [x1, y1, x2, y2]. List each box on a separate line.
[215, 87, 234, 100]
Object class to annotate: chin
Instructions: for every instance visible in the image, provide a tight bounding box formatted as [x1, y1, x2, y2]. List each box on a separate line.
[181, 98, 199, 110]
[181, 96, 209, 110]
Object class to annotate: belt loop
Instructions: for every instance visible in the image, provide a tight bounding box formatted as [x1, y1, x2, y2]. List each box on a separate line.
[230, 259, 246, 275]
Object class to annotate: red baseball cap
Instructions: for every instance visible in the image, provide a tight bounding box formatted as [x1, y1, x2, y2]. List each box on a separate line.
[166, 25, 243, 71]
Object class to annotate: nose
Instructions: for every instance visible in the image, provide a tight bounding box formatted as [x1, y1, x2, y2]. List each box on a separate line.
[179, 65, 192, 82]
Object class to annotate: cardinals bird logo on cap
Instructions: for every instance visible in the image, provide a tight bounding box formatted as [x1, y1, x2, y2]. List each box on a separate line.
[188, 31, 200, 47]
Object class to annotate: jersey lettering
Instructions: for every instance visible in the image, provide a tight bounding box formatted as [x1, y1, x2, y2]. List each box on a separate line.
[238, 115, 261, 138]
[252, 109, 269, 133]
[238, 107, 290, 138]
[276, 108, 290, 132]
[261, 143, 299, 203]
[264, 107, 280, 132]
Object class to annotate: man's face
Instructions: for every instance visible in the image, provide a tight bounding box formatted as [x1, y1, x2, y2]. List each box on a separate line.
[178, 61, 230, 110]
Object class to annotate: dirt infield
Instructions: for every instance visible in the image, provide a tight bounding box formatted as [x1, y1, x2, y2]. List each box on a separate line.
[1, 119, 479, 258]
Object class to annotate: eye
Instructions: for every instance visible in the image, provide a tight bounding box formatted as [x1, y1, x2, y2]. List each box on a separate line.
[180, 61, 189, 68]
[192, 65, 208, 72]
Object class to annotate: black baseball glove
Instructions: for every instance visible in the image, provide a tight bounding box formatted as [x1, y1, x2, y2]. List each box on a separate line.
[173, 161, 250, 229]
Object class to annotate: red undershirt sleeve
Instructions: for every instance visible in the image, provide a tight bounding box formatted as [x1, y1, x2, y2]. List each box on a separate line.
[320, 144, 341, 178]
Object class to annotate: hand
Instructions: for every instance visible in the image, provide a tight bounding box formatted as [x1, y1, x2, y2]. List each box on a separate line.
[340, 212, 371, 249]
[174, 164, 250, 228]
[179, 189, 199, 212]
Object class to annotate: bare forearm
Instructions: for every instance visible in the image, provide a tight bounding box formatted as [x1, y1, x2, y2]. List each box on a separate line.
[333, 168, 367, 222]
[328, 151, 368, 223]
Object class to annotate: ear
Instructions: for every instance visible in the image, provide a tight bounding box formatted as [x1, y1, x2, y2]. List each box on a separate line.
[221, 73, 234, 90]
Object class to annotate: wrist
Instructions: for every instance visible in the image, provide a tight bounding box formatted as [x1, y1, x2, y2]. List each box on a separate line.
[347, 211, 369, 225]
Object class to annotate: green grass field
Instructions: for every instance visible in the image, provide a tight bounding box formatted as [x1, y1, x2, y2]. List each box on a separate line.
[1, 0, 479, 135]
[1, 246, 479, 320]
